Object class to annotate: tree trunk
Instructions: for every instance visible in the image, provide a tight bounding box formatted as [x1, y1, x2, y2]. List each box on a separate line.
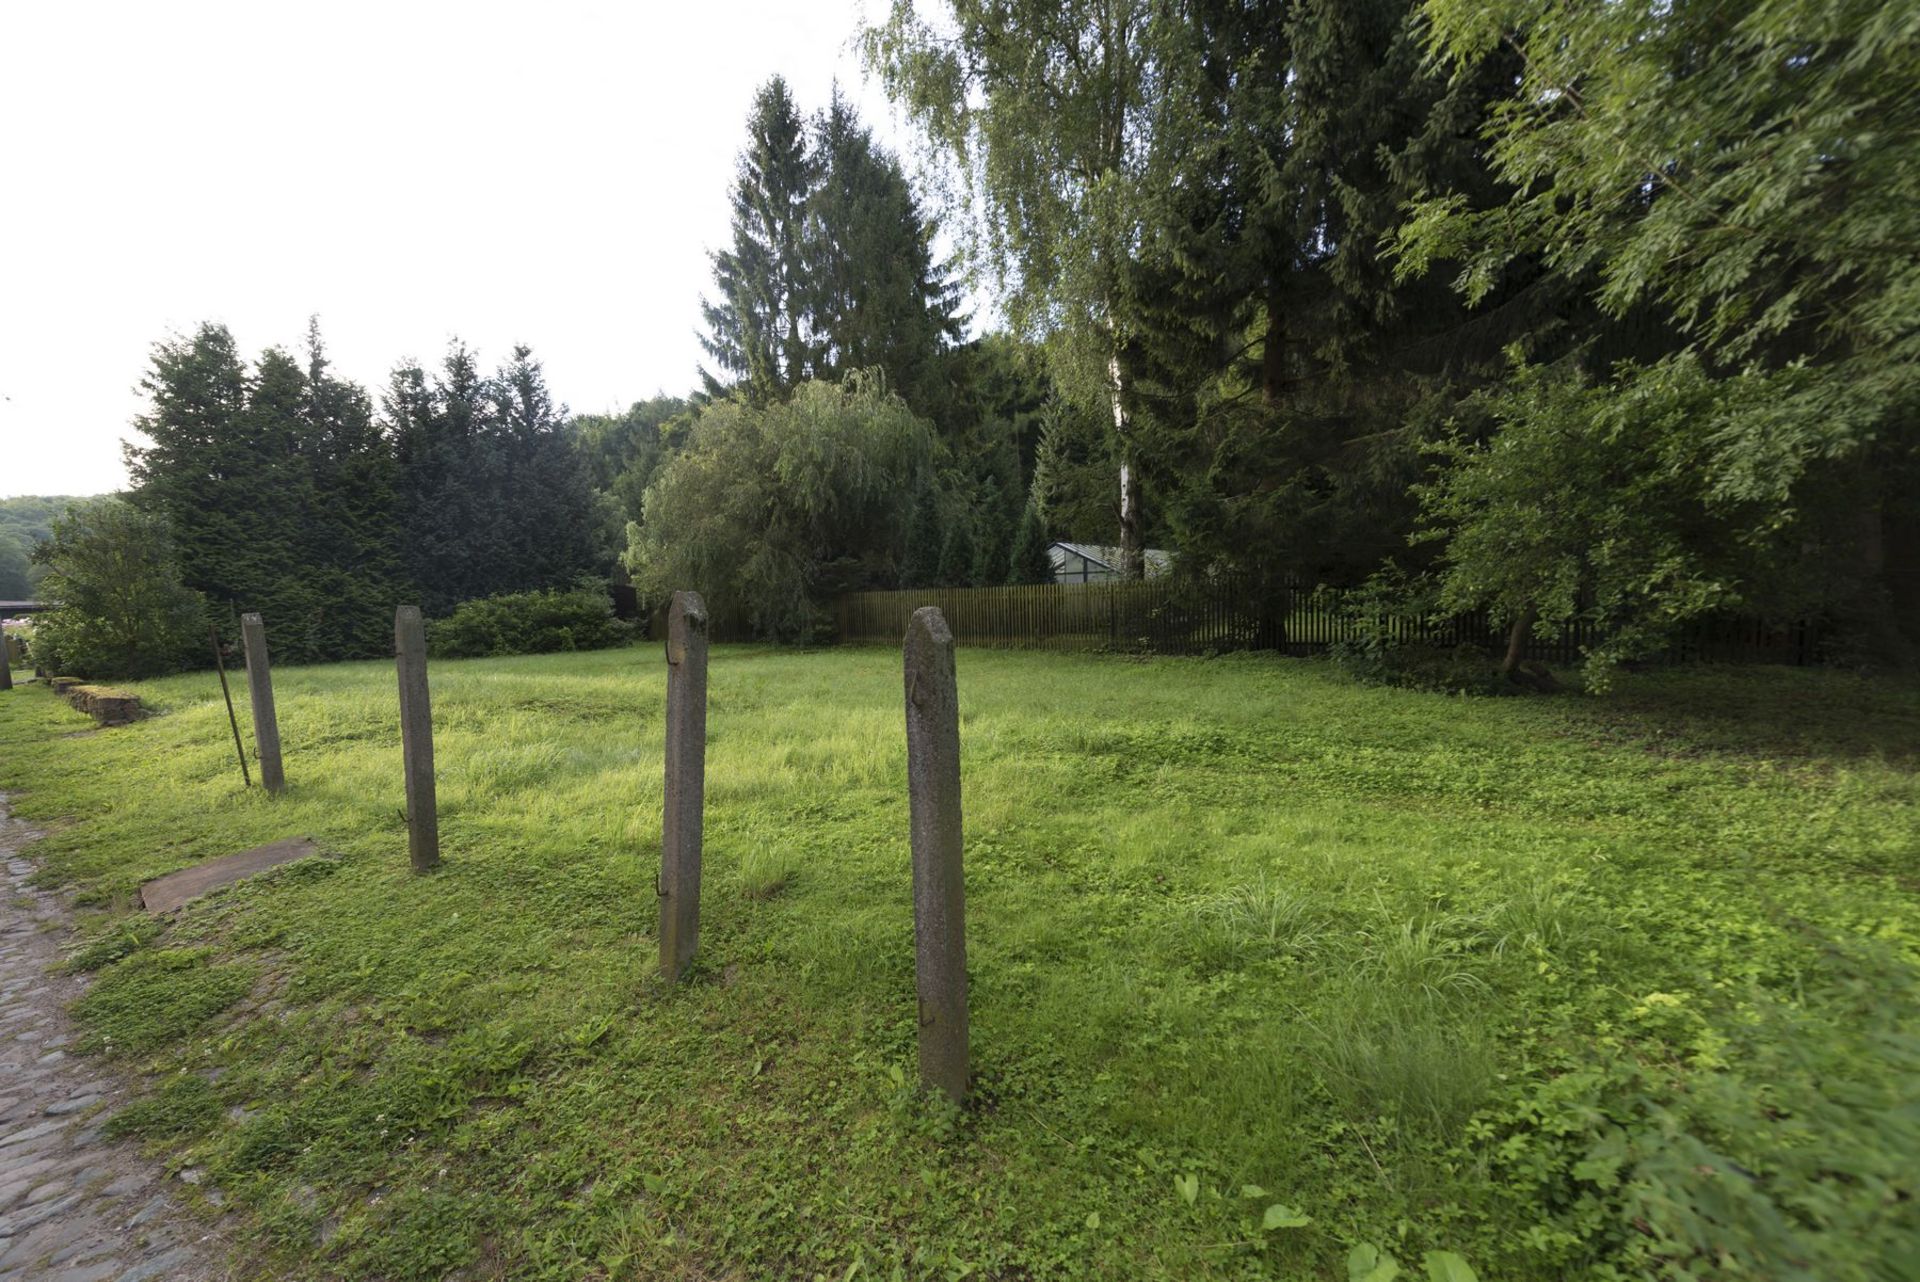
[1261, 285, 1286, 407]
[1500, 605, 1536, 677]
[1110, 352, 1145, 580]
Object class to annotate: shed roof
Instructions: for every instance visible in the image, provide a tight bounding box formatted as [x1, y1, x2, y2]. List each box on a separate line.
[1048, 542, 1173, 576]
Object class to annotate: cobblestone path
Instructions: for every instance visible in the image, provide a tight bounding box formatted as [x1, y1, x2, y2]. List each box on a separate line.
[0, 796, 228, 1281]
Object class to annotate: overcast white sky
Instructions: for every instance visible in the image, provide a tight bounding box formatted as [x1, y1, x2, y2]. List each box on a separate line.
[0, 0, 934, 499]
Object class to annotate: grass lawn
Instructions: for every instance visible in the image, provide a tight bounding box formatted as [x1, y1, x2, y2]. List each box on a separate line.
[0, 648, 1916, 1280]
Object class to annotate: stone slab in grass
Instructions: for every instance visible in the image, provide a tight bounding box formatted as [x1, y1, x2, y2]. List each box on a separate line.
[139, 837, 324, 914]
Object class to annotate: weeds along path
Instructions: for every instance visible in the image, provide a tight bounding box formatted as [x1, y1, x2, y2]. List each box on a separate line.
[0, 795, 228, 1281]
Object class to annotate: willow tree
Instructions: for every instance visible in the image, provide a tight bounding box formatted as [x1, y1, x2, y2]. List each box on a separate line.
[862, 1, 1168, 577]
[625, 375, 937, 639]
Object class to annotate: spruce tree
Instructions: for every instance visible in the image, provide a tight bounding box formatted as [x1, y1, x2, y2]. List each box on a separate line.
[124, 324, 252, 610]
[235, 345, 323, 651]
[900, 492, 944, 588]
[389, 342, 605, 614]
[970, 476, 1020, 588]
[1007, 503, 1053, 585]
[700, 77, 816, 403]
[491, 345, 608, 592]
[805, 91, 963, 414]
[127, 324, 338, 659]
[936, 516, 977, 588]
[299, 319, 406, 658]
[389, 343, 499, 613]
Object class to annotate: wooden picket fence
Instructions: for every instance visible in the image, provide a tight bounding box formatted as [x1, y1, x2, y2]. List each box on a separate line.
[833, 580, 1823, 665]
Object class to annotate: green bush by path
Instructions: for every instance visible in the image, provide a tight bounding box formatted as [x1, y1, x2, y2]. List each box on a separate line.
[0, 652, 1915, 1280]
[428, 585, 633, 659]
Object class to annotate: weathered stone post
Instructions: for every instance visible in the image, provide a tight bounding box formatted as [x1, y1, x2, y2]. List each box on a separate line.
[904, 606, 968, 1103]
[659, 590, 709, 982]
[239, 613, 284, 793]
[394, 605, 440, 872]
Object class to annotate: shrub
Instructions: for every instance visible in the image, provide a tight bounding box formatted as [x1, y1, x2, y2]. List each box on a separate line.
[29, 498, 206, 679]
[1319, 572, 1509, 696]
[1473, 939, 1920, 1281]
[428, 585, 633, 659]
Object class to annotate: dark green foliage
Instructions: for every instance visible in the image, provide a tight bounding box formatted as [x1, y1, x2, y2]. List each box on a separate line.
[936, 516, 977, 589]
[297, 320, 409, 661]
[120, 320, 611, 661]
[1029, 396, 1116, 544]
[931, 333, 1053, 470]
[568, 396, 688, 526]
[873, 0, 1918, 672]
[0, 495, 83, 552]
[126, 321, 406, 662]
[387, 343, 612, 617]
[900, 493, 944, 589]
[858, 0, 1563, 589]
[0, 531, 30, 599]
[428, 586, 633, 659]
[1416, 359, 1803, 685]
[1114, 0, 1534, 591]
[969, 477, 1020, 588]
[0, 496, 74, 596]
[700, 77, 817, 403]
[701, 78, 963, 422]
[1397, 0, 1920, 666]
[1006, 503, 1053, 585]
[804, 91, 964, 413]
[29, 498, 205, 679]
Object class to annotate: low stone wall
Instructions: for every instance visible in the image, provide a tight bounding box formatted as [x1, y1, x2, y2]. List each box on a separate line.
[49, 678, 144, 727]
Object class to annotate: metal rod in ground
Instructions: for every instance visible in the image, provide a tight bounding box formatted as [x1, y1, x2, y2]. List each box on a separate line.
[239, 612, 285, 794]
[394, 605, 440, 872]
[210, 625, 251, 788]
[659, 590, 709, 982]
[904, 605, 968, 1103]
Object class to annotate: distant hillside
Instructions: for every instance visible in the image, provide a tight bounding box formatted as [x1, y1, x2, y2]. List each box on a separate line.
[0, 494, 94, 598]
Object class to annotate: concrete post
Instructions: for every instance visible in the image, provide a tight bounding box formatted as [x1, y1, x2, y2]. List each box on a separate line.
[239, 613, 284, 793]
[659, 590, 709, 981]
[394, 605, 440, 872]
[904, 606, 968, 1103]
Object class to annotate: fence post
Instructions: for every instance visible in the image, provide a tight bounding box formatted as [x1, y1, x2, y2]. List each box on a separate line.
[394, 605, 440, 872]
[904, 606, 968, 1103]
[239, 612, 285, 793]
[659, 590, 709, 982]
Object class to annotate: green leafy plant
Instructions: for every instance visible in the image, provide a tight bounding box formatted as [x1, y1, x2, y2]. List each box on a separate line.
[428, 584, 632, 659]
